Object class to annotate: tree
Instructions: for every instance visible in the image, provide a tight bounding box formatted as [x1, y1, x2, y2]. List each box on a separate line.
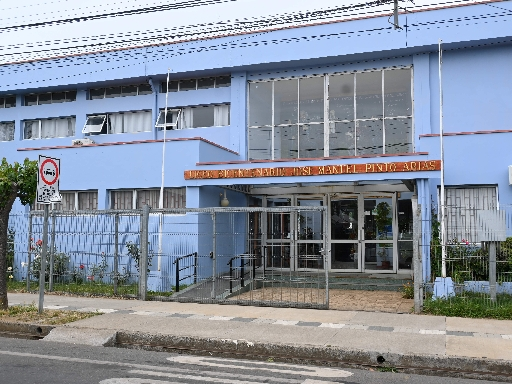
[0, 158, 37, 309]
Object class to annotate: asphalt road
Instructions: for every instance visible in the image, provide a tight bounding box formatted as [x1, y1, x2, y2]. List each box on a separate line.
[0, 338, 500, 384]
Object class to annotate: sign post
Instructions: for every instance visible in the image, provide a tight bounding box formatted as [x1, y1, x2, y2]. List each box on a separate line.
[36, 155, 61, 314]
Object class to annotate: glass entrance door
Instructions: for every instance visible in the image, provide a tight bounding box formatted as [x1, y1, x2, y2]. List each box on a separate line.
[330, 195, 361, 271]
[296, 197, 325, 271]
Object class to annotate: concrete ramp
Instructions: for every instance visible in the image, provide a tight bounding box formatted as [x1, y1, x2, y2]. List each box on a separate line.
[43, 327, 116, 347]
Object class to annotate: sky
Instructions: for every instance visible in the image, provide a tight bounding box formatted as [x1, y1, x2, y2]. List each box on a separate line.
[0, 0, 482, 64]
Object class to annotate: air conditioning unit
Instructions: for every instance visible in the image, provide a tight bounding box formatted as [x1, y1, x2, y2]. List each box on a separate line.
[72, 138, 95, 146]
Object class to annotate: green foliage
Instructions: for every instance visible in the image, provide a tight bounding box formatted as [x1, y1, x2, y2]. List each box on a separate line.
[401, 281, 414, 299]
[126, 241, 153, 273]
[423, 293, 512, 320]
[30, 239, 69, 281]
[6, 228, 14, 270]
[0, 157, 38, 209]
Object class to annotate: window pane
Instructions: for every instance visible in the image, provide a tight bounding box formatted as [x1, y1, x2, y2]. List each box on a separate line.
[329, 121, 355, 157]
[138, 84, 153, 95]
[66, 90, 77, 102]
[24, 121, 37, 139]
[329, 74, 354, 121]
[53, 192, 75, 211]
[163, 188, 186, 208]
[105, 87, 121, 98]
[299, 77, 324, 123]
[123, 111, 152, 133]
[248, 127, 272, 160]
[179, 79, 196, 91]
[215, 76, 231, 87]
[121, 85, 138, 97]
[0, 122, 15, 141]
[111, 190, 133, 209]
[248, 82, 272, 126]
[356, 71, 383, 119]
[299, 124, 324, 158]
[192, 106, 215, 127]
[197, 77, 215, 89]
[274, 79, 298, 125]
[51, 92, 66, 103]
[385, 117, 412, 154]
[38, 93, 52, 105]
[78, 191, 98, 210]
[213, 104, 230, 126]
[365, 197, 393, 241]
[274, 125, 298, 159]
[384, 69, 412, 117]
[25, 94, 38, 106]
[41, 119, 56, 138]
[5, 96, 15, 108]
[90, 88, 105, 100]
[0, 98, 4, 108]
[162, 81, 178, 93]
[136, 190, 159, 208]
[356, 119, 383, 155]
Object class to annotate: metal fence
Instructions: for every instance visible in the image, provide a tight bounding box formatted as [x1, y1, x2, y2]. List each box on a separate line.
[420, 204, 512, 307]
[7, 206, 329, 309]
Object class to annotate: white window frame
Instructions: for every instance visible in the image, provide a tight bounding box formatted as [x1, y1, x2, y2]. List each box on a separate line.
[24, 117, 75, 140]
[83, 115, 107, 134]
[0, 121, 15, 142]
[155, 109, 182, 130]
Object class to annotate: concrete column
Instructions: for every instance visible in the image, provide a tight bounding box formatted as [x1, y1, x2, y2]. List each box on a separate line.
[230, 71, 247, 157]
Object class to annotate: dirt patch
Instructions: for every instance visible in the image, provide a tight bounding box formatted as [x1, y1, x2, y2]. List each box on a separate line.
[230, 288, 413, 313]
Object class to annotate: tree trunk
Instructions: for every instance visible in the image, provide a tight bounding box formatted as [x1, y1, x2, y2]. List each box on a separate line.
[0, 185, 18, 310]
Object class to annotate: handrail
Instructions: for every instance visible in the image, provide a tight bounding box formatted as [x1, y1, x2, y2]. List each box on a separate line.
[173, 252, 197, 292]
[228, 253, 258, 293]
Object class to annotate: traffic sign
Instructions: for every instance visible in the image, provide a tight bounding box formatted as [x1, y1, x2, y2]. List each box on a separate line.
[36, 155, 61, 204]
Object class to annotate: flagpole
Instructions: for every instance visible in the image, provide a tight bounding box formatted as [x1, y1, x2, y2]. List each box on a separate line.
[439, 39, 446, 278]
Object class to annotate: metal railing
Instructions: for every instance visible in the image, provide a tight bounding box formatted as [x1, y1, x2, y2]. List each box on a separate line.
[173, 252, 197, 292]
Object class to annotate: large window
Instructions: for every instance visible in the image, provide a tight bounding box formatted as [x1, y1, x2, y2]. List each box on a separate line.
[24, 117, 75, 139]
[0, 121, 15, 141]
[161, 76, 230, 93]
[89, 83, 152, 100]
[110, 188, 186, 209]
[156, 104, 230, 130]
[32, 191, 98, 210]
[24, 91, 76, 106]
[0, 95, 16, 108]
[248, 68, 412, 160]
[83, 110, 152, 135]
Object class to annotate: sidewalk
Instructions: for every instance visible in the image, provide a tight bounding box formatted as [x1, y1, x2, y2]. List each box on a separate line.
[6, 293, 512, 380]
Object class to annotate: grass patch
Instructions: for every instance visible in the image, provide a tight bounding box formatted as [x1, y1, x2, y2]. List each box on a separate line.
[0, 303, 100, 325]
[423, 293, 512, 320]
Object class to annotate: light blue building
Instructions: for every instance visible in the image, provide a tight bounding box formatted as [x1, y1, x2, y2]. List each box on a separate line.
[2, 1, 511, 280]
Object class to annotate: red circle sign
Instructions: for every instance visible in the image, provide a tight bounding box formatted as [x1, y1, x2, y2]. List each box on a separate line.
[40, 158, 59, 185]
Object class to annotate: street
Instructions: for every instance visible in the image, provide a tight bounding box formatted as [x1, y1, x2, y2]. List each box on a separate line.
[0, 338, 501, 384]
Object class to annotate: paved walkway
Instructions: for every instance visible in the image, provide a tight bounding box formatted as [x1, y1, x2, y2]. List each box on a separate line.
[6, 292, 512, 378]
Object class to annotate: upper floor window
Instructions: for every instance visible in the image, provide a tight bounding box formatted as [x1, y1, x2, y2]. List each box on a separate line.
[0, 121, 15, 141]
[89, 83, 152, 100]
[248, 68, 412, 160]
[161, 75, 230, 93]
[83, 110, 152, 135]
[24, 91, 76, 106]
[0, 95, 16, 108]
[110, 188, 186, 209]
[24, 116, 75, 140]
[155, 104, 230, 130]
[32, 190, 98, 211]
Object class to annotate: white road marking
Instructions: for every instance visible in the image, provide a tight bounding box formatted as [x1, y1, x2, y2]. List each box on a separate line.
[419, 329, 446, 335]
[209, 316, 234, 321]
[502, 335, 512, 339]
[319, 323, 345, 329]
[168, 355, 353, 378]
[45, 305, 68, 309]
[100, 379, 178, 384]
[77, 307, 117, 313]
[129, 369, 266, 384]
[273, 320, 299, 326]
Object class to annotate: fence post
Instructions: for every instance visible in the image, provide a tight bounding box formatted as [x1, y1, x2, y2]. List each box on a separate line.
[139, 204, 150, 301]
[241, 257, 245, 288]
[113, 213, 119, 295]
[26, 212, 33, 292]
[211, 212, 216, 299]
[194, 252, 197, 285]
[49, 210, 56, 292]
[324, 206, 329, 309]
[229, 259, 233, 293]
[175, 258, 180, 293]
[38, 205, 49, 314]
[412, 192, 423, 313]
[489, 242, 497, 302]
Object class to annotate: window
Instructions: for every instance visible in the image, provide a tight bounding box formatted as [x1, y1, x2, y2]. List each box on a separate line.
[24, 117, 75, 139]
[23, 91, 76, 106]
[89, 83, 152, 100]
[443, 186, 498, 243]
[248, 68, 413, 160]
[0, 95, 16, 108]
[110, 188, 186, 209]
[161, 75, 230, 93]
[0, 121, 15, 141]
[155, 104, 230, 130]
[32, 191, 98, 210]
[83, 111, 152, 134]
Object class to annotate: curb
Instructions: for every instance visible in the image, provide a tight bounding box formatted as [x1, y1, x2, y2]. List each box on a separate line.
[115, 331, 512, 381]
[0, 321, 54, 339]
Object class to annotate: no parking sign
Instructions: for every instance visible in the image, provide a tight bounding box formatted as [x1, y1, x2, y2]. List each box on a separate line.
[36, 155, 62, 204]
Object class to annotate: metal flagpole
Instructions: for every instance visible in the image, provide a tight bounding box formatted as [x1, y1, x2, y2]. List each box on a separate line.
[439, 39, 447, 278]
[157, 69, 171, 272]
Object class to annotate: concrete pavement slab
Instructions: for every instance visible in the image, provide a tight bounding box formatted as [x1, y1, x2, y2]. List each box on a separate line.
[446, 316, 512, 335]
[446, 335, 512, 360]
[348, 311, 446, 330]
[43, 327, 116, 347]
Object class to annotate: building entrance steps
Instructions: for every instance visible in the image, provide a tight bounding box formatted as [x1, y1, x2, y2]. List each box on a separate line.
[6, 292, 512, 379]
